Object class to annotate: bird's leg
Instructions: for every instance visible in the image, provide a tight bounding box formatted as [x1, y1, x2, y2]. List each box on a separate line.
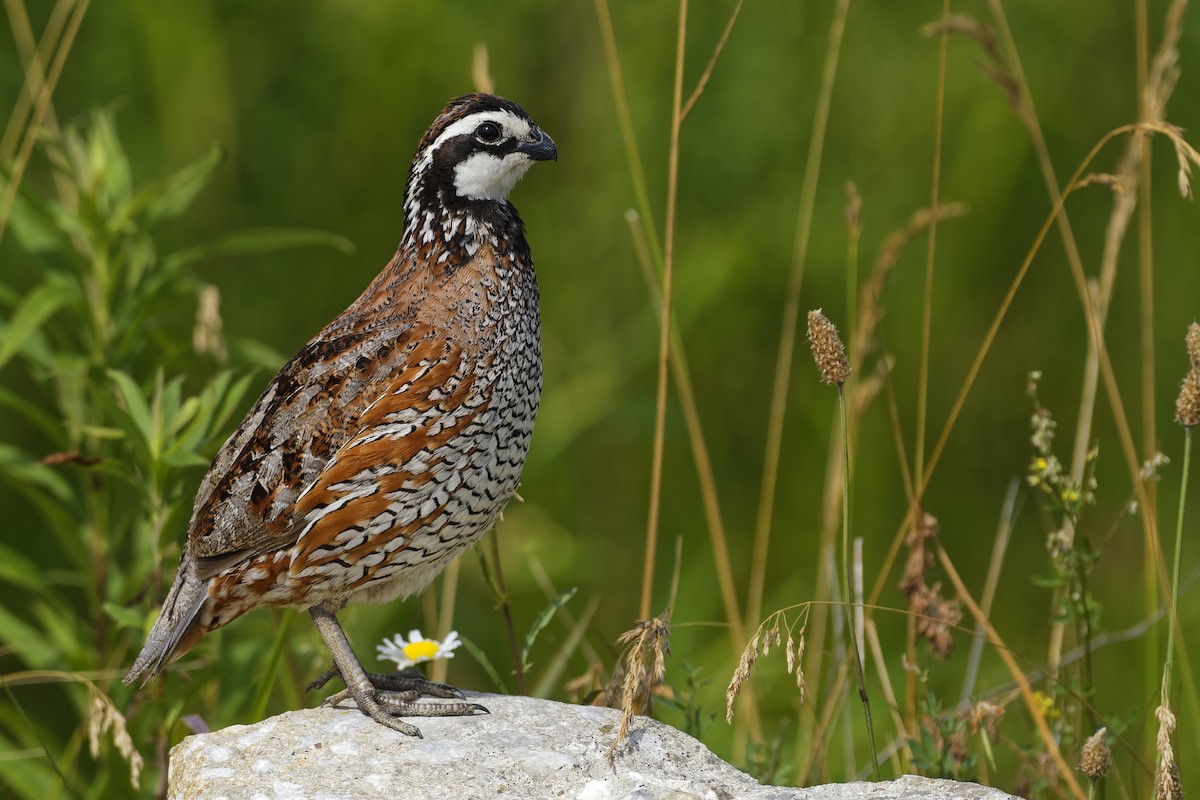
[307, 607, 486, 736]
[307, 664, 467, 699]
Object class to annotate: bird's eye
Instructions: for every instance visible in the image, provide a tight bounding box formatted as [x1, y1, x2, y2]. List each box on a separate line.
[476, 122, 502, 143]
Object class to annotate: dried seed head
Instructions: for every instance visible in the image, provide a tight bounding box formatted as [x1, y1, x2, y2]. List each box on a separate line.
[609, 609, 672, 758]
[1188, 322, 1200, 368]
[1158, 759, 1184, 800]
[807, 309, 851, 386]
[86, 685, 143, 789]
[911, 582, 963, 658]
[785, 629, 796, 675]
[725, 631, 760, 723]
[1176, 368, 1200, 428]
[794, 633, 807, 706]
[1079, 727, 1111, 780]
[1156, 704, 1182, 800]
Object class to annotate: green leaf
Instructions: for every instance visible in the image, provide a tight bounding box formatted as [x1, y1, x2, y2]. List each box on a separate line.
[458, 635, 508, 693]
[102, 602, 148, 631]
[0, 444, 73, 502]
[1029, 572, 1062, 589]
[520, 586, 577, 672]
[163, 226, 356, 271]
[0, 543, 43, 591]
[531, 595, 597, 699]
[88, 108, 133, 213]
[0, 274, 78, 372]
[107, 370, 153, 449]
[0, 386, 67, 444]
[0, 730, 61, 800]
[134, 142, 225, 226]
[31, 601, 84, 665]
[70, 424, 126, 441]
[228, 338, 286, 372]
[161, 451, 211, 469]
[249, 612, 293, 721]
[0, 603, 56, 666]
[0, 173, 67, 254]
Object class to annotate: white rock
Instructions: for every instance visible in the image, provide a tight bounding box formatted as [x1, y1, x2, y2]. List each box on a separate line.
[168, 693, 1023, 800]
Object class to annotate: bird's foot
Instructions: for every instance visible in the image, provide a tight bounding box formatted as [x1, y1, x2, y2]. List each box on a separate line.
[307, 664, 488, 736]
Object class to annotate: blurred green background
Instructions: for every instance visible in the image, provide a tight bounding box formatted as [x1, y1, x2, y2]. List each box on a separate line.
[2, 0, 1199, 797]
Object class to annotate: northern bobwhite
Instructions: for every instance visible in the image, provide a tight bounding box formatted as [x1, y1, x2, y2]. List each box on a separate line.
[125, 93, 556, 736]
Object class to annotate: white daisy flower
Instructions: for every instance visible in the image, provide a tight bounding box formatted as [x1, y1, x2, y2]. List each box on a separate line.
[377, 629, 462, 669]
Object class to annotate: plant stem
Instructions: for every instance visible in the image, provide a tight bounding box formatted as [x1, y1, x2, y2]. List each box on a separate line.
[639, 0, 687, 621]
[839, 387, 878, 779]
[915, 0, 951, 489]
[489, 530, 525, 695]
[1163, 427, 1192, 705]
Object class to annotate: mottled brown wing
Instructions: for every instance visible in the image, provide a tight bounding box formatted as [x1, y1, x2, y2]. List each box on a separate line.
[287, 340, 489, 581]
[185, 323, 434, 577]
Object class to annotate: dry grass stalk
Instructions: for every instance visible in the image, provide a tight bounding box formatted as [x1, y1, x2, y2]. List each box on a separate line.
[86, 683, 143, 789]
[1056, 0, 1192, 610]
[607, 609, 671, 757]
[807, 309, 850, 386]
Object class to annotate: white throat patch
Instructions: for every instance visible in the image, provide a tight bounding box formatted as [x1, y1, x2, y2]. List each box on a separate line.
[453, 151, 534, 201]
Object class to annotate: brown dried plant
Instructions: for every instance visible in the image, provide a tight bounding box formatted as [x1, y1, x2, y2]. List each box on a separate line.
[86, 684, 143, 790]
[607, 609, 671, 757]
[1078, 727, 1111, 782]
[1155, 704, 1183, 800]
[725, 612, 807, 724]
[899, 512, 963, 658]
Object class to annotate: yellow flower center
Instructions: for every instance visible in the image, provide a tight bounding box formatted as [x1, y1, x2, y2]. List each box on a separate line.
[403, 640, 440, 661]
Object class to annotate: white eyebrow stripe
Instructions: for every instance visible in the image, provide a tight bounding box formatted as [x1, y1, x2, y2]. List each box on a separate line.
[415, 111, 533, 170]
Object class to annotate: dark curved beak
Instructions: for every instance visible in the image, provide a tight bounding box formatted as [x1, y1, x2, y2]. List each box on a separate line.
[517, 129, 557, 162]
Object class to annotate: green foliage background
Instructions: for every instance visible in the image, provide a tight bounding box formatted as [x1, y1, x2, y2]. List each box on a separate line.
[1, 1, 1198, 797]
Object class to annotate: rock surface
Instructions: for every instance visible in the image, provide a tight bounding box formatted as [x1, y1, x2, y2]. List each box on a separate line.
[169, 693, 1021, 800]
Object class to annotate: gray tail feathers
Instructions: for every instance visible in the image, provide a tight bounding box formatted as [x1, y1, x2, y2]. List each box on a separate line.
[123, 553, 210, 686]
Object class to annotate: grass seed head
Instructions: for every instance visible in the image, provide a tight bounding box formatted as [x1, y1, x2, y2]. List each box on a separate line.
[793, 633, 807, 705]
[86, 685, 143, 790]
[1156, 704, 1182, 800]
[1177, 368, 1200, 428]
[1187, 322, 1200, 368]
[1079, 727, 1111, 780]
[609, 609, 672, 758]
[725, 630, 760, 723]
[807, 309, 851, 386]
